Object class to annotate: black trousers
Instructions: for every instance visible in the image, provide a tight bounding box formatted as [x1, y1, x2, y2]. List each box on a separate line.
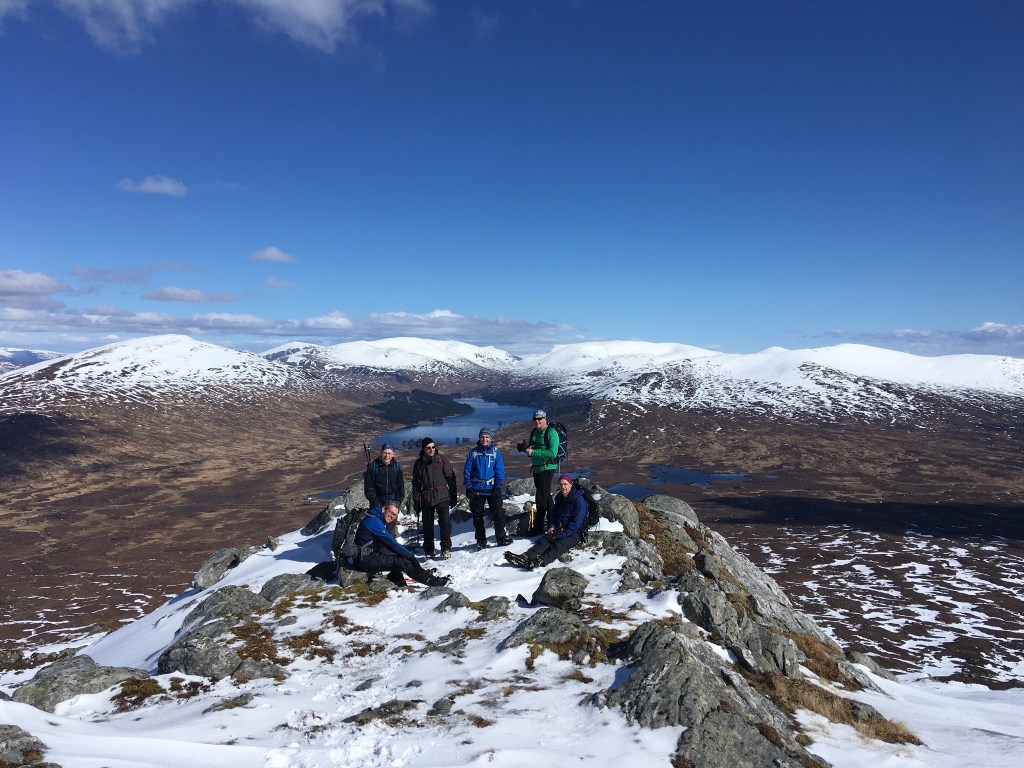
[524, 532, 581, 566]
[358, 552, 433, 585]
[531, 469, 555, 534]
[420, 502, 452, 554]
[469, 493, 507, 544]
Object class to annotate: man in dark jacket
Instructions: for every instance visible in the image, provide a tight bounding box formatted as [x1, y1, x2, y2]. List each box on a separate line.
[364, 443, 405, 510]
[464, 428, 510, 550]
[505, 475, 586, 569]
[353, 501, 449, 587]
[412, 437, 458, 559]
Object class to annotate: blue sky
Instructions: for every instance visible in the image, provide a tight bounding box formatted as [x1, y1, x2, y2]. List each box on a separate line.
[1, 1, 1021, 357]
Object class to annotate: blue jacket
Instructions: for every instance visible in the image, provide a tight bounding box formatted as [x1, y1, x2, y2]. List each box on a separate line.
[550, 487, 587, 540]
[354, 507, 415, 560]
[463, 442, 505, 494]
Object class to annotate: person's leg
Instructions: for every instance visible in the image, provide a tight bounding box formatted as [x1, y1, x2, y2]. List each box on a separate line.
[537, 534, 581, 566]
[437, 502, 452, 553]
[470, 494, 487, 546]
[421, 506, 436, 556]
[532, 469, 555, 534]
[489, 494, 509, 543]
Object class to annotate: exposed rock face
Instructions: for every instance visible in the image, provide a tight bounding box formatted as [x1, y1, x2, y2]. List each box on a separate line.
[193, 547, 251, 589]
[500, 607, 604, 665]
[0, 724, 49, 767]
[531, 567, 588, 611]
[599, 621, 827, 768]
[12, 655, 148, 713]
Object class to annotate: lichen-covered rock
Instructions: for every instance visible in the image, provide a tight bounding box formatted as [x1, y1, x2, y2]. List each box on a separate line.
[12, 655, 148, 713]
[0, 724, 48, 766]
[157, 618, 244, 680]
[180, 585, 272, 633]
[587, 531, 664, 583]
[596, 621, 829, 768]
[301, 495, 347, 536]
[476, 596, 510, 621]
[435, 591, 474, 612]
[500, 607, 602, 664]
[599, 490, 640, 538]
[193, 547, 247, 589]
[259, 573, 323, 604]
[532, 567, 588, 611]
[845, 649, 898, 681]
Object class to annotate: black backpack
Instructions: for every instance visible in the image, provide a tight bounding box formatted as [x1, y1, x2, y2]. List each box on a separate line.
[546, 422, 568, 463]
[573, 478, 600, 540]
[331, 507, 369, 563]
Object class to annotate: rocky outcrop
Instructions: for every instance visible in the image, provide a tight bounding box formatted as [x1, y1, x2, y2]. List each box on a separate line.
[500, 607, 604, 665]
[0, 724, 51, 767]
[12, 655, 148, 713]
[532, 567, 588, 611]
[597, 621, 828, 768]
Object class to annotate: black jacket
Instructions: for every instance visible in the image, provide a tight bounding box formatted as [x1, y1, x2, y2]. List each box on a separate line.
[363, 458, 405, 507]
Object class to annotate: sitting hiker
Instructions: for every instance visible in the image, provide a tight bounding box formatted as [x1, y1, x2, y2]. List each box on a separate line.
[353, 500, 450, 587]
[504, 475, 586, 569]
[464, 428, 510, 549]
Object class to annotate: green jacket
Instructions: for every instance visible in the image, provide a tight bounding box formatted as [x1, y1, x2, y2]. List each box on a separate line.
[528, 426, 560, 473]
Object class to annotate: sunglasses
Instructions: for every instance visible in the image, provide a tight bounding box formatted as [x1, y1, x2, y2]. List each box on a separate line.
[533, 417, 545, 421]
[425, 445, 436, 450]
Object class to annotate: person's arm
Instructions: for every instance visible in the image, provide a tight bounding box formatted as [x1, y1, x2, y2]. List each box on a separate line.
[411, 460, 422, 511]
[463, 451, 473, 494]
[364, 515, 416, 559]
[394, 461, 405, 503]
[556, 493, 587, 539]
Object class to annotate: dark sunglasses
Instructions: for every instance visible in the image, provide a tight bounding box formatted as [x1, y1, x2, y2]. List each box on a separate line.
[533, 417, 545, 421]
[425, 444, 436, 450]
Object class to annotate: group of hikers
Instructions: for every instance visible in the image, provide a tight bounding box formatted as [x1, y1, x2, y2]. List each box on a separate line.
[350, 409, 590, 588]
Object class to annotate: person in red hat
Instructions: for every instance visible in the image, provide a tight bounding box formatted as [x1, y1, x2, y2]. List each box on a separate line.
[504, 475, 586, 569]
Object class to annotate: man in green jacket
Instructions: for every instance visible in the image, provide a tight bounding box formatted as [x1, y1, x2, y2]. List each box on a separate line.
[524, 409, 559, 536]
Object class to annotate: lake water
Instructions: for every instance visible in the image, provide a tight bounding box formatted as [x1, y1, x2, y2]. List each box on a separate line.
[373, 399, 537, 453]
[606, 464, 752, 499]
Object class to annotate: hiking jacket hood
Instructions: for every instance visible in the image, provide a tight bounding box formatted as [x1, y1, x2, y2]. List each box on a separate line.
[463, 442, 505, 494]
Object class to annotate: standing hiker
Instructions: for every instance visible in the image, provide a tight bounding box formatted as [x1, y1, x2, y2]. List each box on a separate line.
[504, 475, 586, 570]
[413, 437, 458, 559]
[364, 443, 405, 510]
[353, 501, 450, 587]
[464, 428, 510, 550]
[523, 409, 559, 536]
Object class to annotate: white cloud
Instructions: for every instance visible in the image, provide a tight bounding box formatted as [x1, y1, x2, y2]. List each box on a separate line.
[71, 264, 190, 286]
[302, 311, 353, 329]
[117, 174, 188, 197]
[966, 322, 1024, 340]
[265, 276, 293, 288]
[824, 323, 1024, 357]
[0, 269, 69, 310]
[249, 246, 296, 263]
[6, 1, 436, 54]
[142, 286, 238, 303]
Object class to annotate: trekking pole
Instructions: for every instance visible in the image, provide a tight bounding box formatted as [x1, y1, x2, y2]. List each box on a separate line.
[363, 442, 371, 465]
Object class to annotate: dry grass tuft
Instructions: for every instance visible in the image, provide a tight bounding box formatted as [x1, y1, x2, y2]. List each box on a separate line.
[284, 628, 336, 662]
[112, 677, 165, 712]
[231, 620, 288, 665]
[756, 674, 922, 745]
[636, 504, 696, 576]
[782, 631, 861, 690]
[467, 713, 494, 728]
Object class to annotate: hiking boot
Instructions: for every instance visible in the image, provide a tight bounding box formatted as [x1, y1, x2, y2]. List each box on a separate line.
[496, 537, 512, 547]
[527, 557, 542, 570]
[440, 550, 451, 560]
[425, 551, 436, 559]
[475, 541, 489, 551]
[386, 570, 406, 587]
[504, 552, 528, 568]
[427, 574, 450, 588]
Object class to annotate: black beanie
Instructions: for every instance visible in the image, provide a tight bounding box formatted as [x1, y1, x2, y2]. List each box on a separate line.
[421, 437, 434, 449]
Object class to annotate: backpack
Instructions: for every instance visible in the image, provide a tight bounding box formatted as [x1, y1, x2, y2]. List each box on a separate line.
[545, 422, 568, 464]
[331, 507, 369, 562]
[573, 478, 600, 540]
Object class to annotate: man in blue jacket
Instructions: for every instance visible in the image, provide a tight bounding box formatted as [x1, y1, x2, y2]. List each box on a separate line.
[504, 475, 586, 569]
[353, 501, 449, 587]
[464, 428, 510, 550]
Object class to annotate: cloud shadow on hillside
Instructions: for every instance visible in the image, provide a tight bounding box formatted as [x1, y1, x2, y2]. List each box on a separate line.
[705, 496, 1024, 545]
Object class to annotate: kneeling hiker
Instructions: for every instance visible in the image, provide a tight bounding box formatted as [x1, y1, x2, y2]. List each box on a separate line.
[504, 474, 585, 569]
[353, 501, 450, 587]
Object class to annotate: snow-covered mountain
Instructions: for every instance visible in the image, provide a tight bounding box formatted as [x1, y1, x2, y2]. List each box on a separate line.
[0, 347, 62, 376]
[0, 334, 324, 412]
[521, 341, 1024, 420]
[3, 334, 1022, 421]
[263, 337, 517, 374]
